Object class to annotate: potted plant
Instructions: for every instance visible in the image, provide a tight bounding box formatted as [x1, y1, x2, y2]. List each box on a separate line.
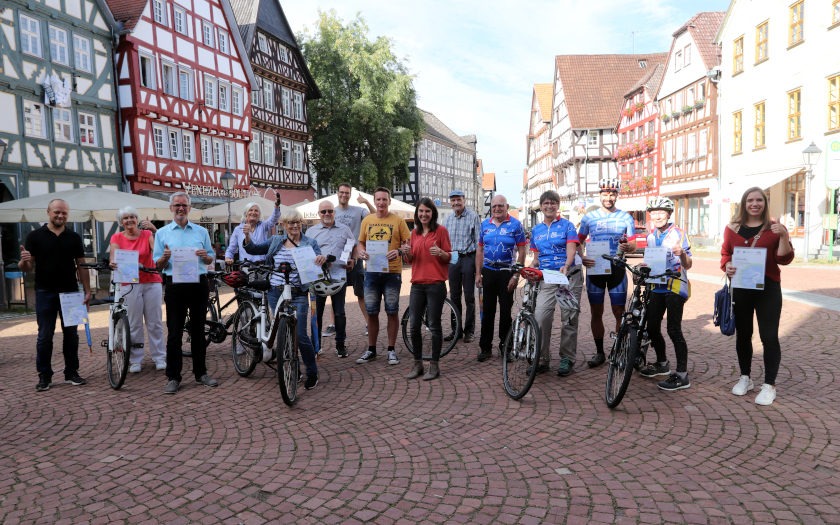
[682, 105, 694, 115]
[634, 102, 645, 113]
[661, 114, 671, 123]
[644, 137, 655, 151]
[671, 110, 682, 120]
[694, 98, 705, 109]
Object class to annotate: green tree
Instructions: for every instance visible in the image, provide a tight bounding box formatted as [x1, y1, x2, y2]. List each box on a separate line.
[300, 11, 424, 192]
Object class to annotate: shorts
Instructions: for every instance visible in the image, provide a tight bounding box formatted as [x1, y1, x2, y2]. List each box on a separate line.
[348, 260, 365, 298]
[364, 272, 401, 315]
[586, 264, 628, 306]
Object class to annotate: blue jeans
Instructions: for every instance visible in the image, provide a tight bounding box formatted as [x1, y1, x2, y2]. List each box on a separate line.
[268, 289, 318, 378]
[364, 272, 401, 315]
[35, 290, 80, 380]
[409, 282, 447, 361]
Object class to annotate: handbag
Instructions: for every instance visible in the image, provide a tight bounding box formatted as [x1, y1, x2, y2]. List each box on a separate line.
[713, 277, 735, 336]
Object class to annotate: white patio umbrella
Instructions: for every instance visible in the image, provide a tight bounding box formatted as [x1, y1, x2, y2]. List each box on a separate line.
[199, 195, 296, 223]
[296, 187, 415, 222]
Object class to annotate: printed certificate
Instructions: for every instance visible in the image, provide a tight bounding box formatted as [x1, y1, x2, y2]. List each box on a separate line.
[644, 245, 669, 285]
[114, 249, 139, 283]
[292, 246, 324, 284]
[542, 269, 569, 286]
[59, 291, 88, 327]
[587, 241, 612, 275]
[172, 247, 199, 283]
[731, 247, 766, 290]
[339, 238, 355, 265]
[366, 240, 390, 273]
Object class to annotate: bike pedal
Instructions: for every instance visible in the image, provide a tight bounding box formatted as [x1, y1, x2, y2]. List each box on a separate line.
[100, 340, 108, 348]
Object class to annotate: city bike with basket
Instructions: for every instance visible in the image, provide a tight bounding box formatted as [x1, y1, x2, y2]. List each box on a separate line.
[600, 254, 682, 409]
[79, 261, 159, 390]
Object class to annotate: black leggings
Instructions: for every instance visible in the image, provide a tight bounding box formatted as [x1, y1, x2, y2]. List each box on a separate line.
[733, 280, 782, 385]
[646, 292, 688, 373]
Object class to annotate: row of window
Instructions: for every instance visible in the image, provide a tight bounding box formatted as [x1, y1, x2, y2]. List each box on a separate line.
[732, 75, 840, 153]
[248, 132, 305, 171]
[152, 0, 231, 55]
[250, 77, 304, 120]
[152, 125, 240, 171]
[732, 0, 840, 74]
[138, 53, 245, 116]
[256, 32, 291, 64]
[23, 100, 99, 145]
[19, 13, 93, 73]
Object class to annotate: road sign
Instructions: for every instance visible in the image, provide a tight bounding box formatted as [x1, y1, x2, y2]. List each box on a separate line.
[827, 140, 840, 190]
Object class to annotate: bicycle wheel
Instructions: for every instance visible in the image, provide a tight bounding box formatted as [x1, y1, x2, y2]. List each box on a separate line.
[605, 327, 640, 408]
[502, 313, 540, 400]
[400, 299, 461, 360]
[108, 311, 131, 390]
[182, 314, 194, 358]
[276, 316, 299, 406]
[231, 301, 259, 377]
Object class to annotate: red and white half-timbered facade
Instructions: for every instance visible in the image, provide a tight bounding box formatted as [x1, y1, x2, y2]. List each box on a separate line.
[106, 0, 256, 199]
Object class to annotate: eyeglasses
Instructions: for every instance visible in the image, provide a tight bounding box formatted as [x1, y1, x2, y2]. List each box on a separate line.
[172, 204, 189, 208]
[319, 210, 335, 215]
[491, 204, 507, 209]
[285, 221, 301, 226]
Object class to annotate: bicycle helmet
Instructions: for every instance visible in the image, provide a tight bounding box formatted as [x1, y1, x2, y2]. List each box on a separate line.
[222, 271, 247, 288]
[599, 178, 621, 192]
[312, 277, 346, 297]
[519, 267, 543, 282]
[646, 196, 675, 213]
[555, 286, 580, 312]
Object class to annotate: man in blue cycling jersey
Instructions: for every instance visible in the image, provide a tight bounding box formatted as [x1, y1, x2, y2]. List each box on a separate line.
[579, 179, 635, 367]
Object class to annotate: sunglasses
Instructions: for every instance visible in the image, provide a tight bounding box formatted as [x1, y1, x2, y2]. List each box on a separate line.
[172, 204, 189, 208]
[319, 210, 335, 215]
[285, 220, 301, 226]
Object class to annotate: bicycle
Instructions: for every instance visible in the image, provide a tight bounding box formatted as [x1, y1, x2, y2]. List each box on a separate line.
[80, 262, 158, 390]
[399, 296, 461, 360]
[182, 268, 242, 357]
[600, 254, 680, 409]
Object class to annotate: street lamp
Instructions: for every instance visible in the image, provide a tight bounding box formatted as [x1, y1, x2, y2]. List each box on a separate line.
[220, 170, 235, 247]
[802, 141, 822, 262]
[0, 138, 8, 309]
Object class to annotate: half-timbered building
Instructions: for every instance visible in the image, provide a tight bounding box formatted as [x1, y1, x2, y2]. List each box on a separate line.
[524, 83, 553, 228]
[481, 166, 494, 219]
[615, 62, 666, 227]
[549, 54, 667, 215]
[657, 11, 724, 245]
[105, 0, 256, 201]
[0, 0, 120, 255]
[230, 0, 319, 204]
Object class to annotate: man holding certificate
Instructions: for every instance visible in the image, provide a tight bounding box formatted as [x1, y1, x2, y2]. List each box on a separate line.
[355, 187, 411, 366]
[721, 187, 794, 406]
[20, 198, 90, 392]
[578, 179, 636, 368]
[638, 197, 693, 392]
[154, 192, 218, 394]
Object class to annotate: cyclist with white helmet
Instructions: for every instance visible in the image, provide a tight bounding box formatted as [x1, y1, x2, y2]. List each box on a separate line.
[639, 196, 693, 391]
[306, 200, 358, 358]
[578, 178, 636, 368]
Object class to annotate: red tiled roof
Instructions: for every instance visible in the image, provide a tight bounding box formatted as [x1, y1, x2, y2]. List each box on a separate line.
[679, 11, 726, 69]
[482, 172, 496, 191]
[534, 83, 553, 123]
[104, 0, 148, 31]
[555, 53, 668, 129]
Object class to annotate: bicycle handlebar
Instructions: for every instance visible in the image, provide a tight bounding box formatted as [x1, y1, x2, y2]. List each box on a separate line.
[79, 262, 159, 274]
[600, 254, 682, 281]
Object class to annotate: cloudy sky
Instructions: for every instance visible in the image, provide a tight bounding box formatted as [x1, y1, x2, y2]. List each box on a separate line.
[283, 0, 731, 206]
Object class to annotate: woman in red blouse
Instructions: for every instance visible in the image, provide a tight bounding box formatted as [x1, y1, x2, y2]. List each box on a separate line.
[400, 197, 451, 380]
[720, 187, 794, 406]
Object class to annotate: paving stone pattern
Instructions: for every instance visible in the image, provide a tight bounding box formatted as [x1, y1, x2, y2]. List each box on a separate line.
[0, 261, 839, 524]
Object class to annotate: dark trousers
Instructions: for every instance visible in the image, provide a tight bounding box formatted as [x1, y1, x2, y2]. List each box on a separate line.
[409, 282, 447, 361]
[646, 292, 688, 373]
[733, 280, 782, 385]
[164, 278, 209, 382]
[315, 284, 347, 347]
[479, 268, 515, 354]
[448, 253, 476, 336]
[35, 290, 80, 380]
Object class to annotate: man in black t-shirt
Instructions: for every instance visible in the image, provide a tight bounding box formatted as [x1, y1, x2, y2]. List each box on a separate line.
[19, 198, 91, 392]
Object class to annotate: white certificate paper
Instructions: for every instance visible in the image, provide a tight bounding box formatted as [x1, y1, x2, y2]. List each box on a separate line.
[59, 291, 88, 327]
[644, 245, 669, 285]
[732, 247, 767, 290]
[542, 269, 569, 285]
[172, 247, 199, 283]
[366, 240, 390, 273]
[292, 246, 324, 284]
[114, 249, 140, 283]
[587, 241, 612, 276]
[340, 238, 355, 265]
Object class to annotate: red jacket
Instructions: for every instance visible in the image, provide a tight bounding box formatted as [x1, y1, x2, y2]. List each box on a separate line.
[720, 225, 794, 283]
[410, 226, 451, 284]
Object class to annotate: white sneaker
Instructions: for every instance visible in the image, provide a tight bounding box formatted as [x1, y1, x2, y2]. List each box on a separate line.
[155, 361, 167, 371]
[356, 350, 376, 363]
[731, 375, 754, 396]
[129, 363, 142, 373]
[755, 384, 776, 406]
[388, 350, 399, 365]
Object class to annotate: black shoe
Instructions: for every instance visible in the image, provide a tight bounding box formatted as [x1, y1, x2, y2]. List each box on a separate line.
[196, 374, 219, 387]
[477, 351, 491, 362]
[304, 374, 318, 390]
[36, 376, 51, 392]
[587, 353, 606, 368]
[639, 360, 670, 378]
[443, 333, 456, 342]
[556, 357, 574, 377]
[336, 345, 348, 358]
[164, 379, 180, 394]
[528, 363, 550, 375]
[463, 333, 474, 343]
[658, 373, 690, 391]
[65, 374, 87, 386]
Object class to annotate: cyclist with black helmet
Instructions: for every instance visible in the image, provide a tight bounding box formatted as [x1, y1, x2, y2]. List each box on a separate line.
[578, 178, 636, 368]
[638, 197, 693, 391]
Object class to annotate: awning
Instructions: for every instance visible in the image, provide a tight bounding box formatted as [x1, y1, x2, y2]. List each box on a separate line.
[728, 166, 803, 197]
[618, 196, 649, 212]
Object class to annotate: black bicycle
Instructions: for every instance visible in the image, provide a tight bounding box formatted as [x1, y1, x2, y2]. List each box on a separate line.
[601, 254, 680, 408]
[399, 296, 461, 360]
[182, 268, 242, 357]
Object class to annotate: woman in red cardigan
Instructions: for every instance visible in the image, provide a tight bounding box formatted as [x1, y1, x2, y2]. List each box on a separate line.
[721, 187, 794, 406]
[400, 197, 452, 381]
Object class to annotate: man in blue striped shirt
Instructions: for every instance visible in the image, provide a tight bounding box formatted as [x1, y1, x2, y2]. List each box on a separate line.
[442, 189, 481, 343]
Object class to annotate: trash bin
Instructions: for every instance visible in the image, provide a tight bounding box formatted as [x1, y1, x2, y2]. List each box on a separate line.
[5, 263, 24, 304]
